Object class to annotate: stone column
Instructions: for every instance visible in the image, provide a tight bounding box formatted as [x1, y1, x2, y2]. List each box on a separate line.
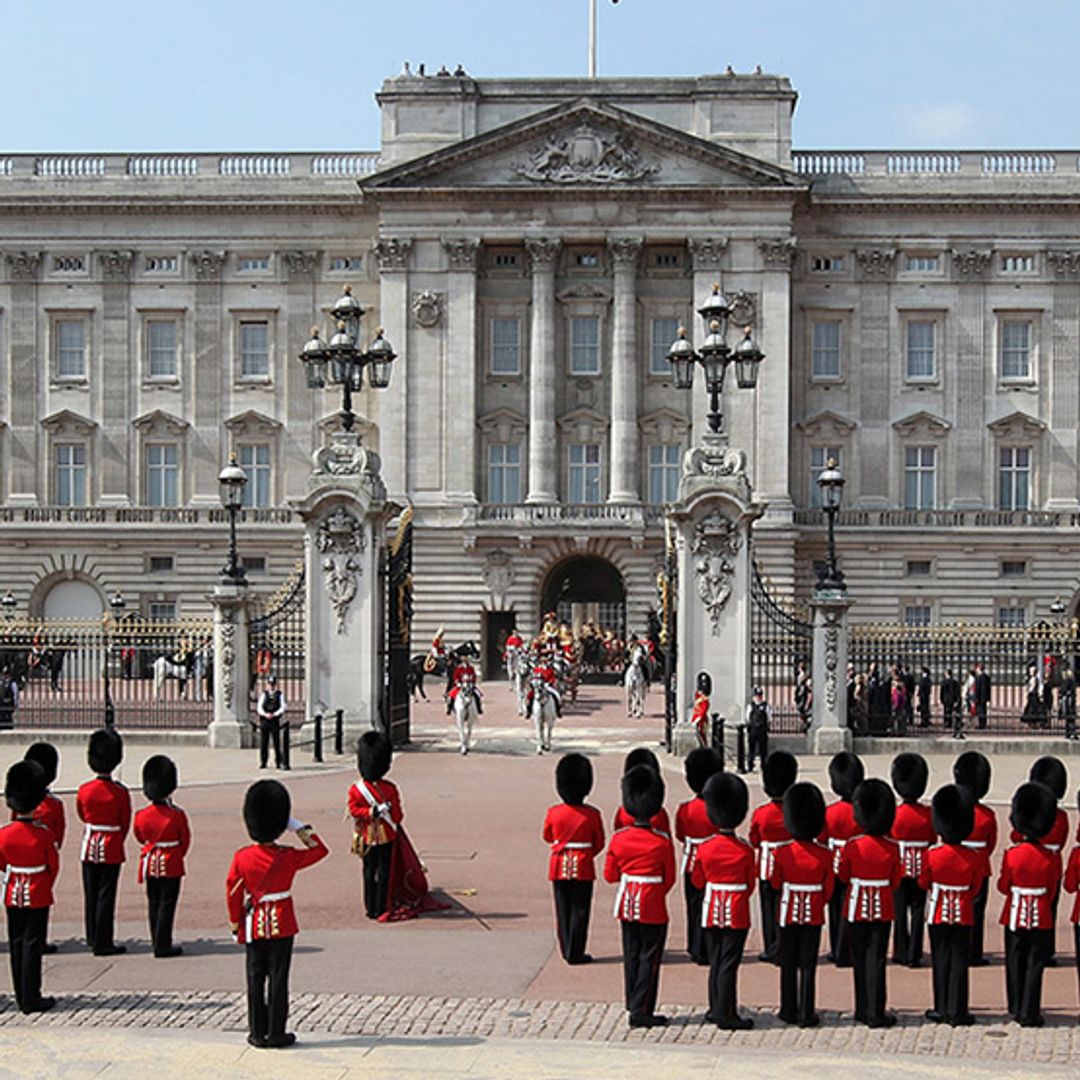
[372, 238, 412, 501]
[5, 253, 41, 505]
[525, 238, 560, 504]
[190, 250, 227, 506]
[208, 580, 252, 748]
[1047, 252, 1080, 509]
[687, 239, 728, 449]
[950, 250, 991, 509]
[808, 591, 854, 754]
[282, 251, 321, 497]
[98, 251, 134, 506]
[608, 237, 642, 504]
[443, 238, 480, 504]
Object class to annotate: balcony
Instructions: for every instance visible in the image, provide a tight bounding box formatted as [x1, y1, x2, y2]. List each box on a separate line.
[0, 505, 296, 527]
[794, 508, 1080, 529]
[470, 503, 668, 531]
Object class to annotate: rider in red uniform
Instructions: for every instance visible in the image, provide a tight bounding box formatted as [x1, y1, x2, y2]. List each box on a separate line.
[502, 630, 524, 659]
[528, 656, 562, 717]
[446, 658, 482, 715]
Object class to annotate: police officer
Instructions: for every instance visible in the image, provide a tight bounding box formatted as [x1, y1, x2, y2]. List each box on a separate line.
[256, 676, 287, 770]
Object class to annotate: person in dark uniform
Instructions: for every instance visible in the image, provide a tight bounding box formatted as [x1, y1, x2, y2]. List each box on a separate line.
[917, 666, 932, 728]
[973, 663, 992, 731]
[939, 670, 961, 735]
[1060, 667, 1077, 740]
[745, 687, 770, 773]
[256, 676, 287, 770]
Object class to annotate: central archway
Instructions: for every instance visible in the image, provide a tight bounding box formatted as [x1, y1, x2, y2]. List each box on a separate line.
[540, 555, 626, 638]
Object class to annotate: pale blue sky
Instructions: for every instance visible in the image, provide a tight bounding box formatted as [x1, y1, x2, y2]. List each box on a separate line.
[3, 0, 1075, 152]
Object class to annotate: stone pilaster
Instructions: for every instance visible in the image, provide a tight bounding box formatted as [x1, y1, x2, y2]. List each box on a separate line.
[608, 237, 642, 504]
[443, 237, 480, 504]
[98, 251, 134, 506]
[283, 251, 321, 501]
[1049, 275, 1080, 509]
[191, 251, 227, 507]
[208, 581, 252, 748]
[372, 238, 412, 499]
[5, 253, 41, 505]
[809, 591, 853, 754]
[952, 261, 986, 509]
[853, 250, 891, 508]
[525, 237, 560, 503]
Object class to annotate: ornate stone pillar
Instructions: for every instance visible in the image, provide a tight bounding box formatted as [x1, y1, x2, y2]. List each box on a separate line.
[687, 238, 728, 449]
[1047, 251, 1080, 510]
[208, 581, 252, 748]
[525, 238, 560, 504]
[442, 237, 480, 504]
[190, 250, 227, 506]
[608, 237, 642, 504]
[372, 238, 411, 500]
[808, 591, 853, 754]
[5, 252, 41, 505]
[98, 251, 134, 506]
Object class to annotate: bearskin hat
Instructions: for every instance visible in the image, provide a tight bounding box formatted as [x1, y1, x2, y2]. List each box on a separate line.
[243, 779, 291, 844]
[357, 731, 392, 782]
[1029, 756, 1067, 802]
[932, 784, 975, 846]
[555, 753, 594, 806]
[763, 749, 798, 799]
[5, 760, 46, 816]
[703, 771, 749, 831]
[622, 764, 664, 824]
[853, 778, 896, 837]
[87, 728, 123, 775]
[953, 750, 991, 801]
[142, 755, 177, 803]
[783, 782, 826, 842]
[695, 671, 712, 696]
[684, 747, 723, 796]
[828, 751, 864, 800]
[24, 742, 58, 787]
[623, 747, 660, 776]
[1010, 781, 1057, 843]
[891, 752, 929, 802]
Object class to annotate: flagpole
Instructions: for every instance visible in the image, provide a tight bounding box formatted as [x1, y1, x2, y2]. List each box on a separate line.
[589, 0, 597, 78]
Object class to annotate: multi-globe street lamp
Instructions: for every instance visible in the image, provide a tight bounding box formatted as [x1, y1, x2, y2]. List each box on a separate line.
[217, 454, 249, 584]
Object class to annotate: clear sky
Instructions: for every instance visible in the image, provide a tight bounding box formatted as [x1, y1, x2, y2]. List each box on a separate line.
[3, 0, 1077, 152]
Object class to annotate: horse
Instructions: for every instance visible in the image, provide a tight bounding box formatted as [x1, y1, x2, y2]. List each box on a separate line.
[450, 670, 480, 755]
[528, 673, 558, 754]
[624, 643, 648, 719]
[152, 651, 197, 699]
[407, 640, 479, 701]
[507, 647, 530, 716]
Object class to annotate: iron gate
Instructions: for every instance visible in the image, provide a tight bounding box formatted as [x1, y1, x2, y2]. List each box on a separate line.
[380, 507, 413, 747]
[247, 563, 305, 725]
[751, 562, 813, 734]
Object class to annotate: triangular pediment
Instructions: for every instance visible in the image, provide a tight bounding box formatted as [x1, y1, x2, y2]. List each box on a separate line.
[362, 100, 803, 194]
[796, 409, 858, 437]
[987, 409, 1047, 436]
[132, 409, 189, 436]
[224, 409, 282, 436]
[41, 409, 96, 435]
[892, 409, 951, 437]
[476, 408, 528, 438]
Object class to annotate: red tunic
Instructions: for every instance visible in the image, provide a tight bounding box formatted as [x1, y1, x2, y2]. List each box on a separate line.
[76, 777, 132, 865]
[0, 819, 59, 908]
[821, 799, 860, 873]
[447, 664, 479, 701]
[603, 824, 676, 924]
[769, 839, 834, 926]
[690, 832, 756, 929]
[674, 796, 718, 876]
[690, 692, 710, 742]
[749, 799, 791, 881]
[613, 805, 671, 837]
[542, 802, 605, 881]
[837, 835, 902, 922]
[1063, 847, 1080, 922]
[997, 841, 1061, 931]
[918, 843, 989, 925]
[133, 801, 191, 882]
[891, 801, 936, 879]
[347, 778, 403, 845]
[1010, 808, 1069, 853]
[226, 832, 329, 943]
[963, 801, 998, 857]
[11, 792, 66, 849]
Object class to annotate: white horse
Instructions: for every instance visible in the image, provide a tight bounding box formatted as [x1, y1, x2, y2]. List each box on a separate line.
[624, 643, 648, 719]
[528, 674, 558, 754]
[451, 675, 480, 755]
[152, 654, 194, 700]
[507, 648, 530, 716]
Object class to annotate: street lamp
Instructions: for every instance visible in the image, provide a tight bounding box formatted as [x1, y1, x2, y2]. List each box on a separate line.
[667, 285, 765, 435]
[815, 459, 846, 592]
[1050, 596, 1067, 622]
[104, 590, 125, 729]
[218, 453, 248, 584]
[0, 591, 15, 623]
[298, 285, 398, 433]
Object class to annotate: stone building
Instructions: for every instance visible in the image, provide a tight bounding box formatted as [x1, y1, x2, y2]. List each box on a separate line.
[2, 71, 1079, 671]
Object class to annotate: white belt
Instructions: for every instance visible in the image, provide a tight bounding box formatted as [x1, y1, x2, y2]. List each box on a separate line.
[561, 842, 592, 849]
[758, 839, 789, 881]
[898, 840, 930, 877]
[1008, 886, 1048, 932]
[961, 840, 987, 850]
[245, 890, 292, 940]
[680, 835, 711, 876]
[927, 882, 967, 924]
[1045, 844, 1062, 853]
[780, 882, 823, 927]
[555, 841, 592, 880]
[80, 823, 121, 862]
[140, 839, 181, 881]
[702, 882, 748, 928]
[613, 874, 663, 920]
[847, 877, 890, 922]
[2, 863, 47, 904]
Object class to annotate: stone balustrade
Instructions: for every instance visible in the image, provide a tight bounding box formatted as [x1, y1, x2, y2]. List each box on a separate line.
[794, 507, 1080, 529]
[793, 150, 1068, 178]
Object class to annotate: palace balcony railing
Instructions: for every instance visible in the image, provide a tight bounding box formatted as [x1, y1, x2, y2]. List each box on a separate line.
[471, 503, 668, 529]
[792, 150, 1071, 179]
[793, 508, 1080, 530]
[0, 505, 296, 526]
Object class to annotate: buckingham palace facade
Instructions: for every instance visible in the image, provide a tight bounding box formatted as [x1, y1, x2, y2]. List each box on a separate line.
[2, 70, 1080, 663]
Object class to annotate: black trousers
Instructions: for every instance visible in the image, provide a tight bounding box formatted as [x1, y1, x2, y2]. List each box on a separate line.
[683, 874, 707, 964]
[747, 728, 768, 771]
[705, 926, 747, 1023]
[146, 876, 181, 956]
[82, 862, 121, 953]
[1005, 927, 1053, 1022]
[929, 924, 971, 1020]
[893, 877, 926, 966]
[246, 936, 293, 1042]
[971, 878, 989, 963]
[6, 906, 48, 1011]
[259, 718, 282, 768]
[828, 885, 851, 964]
[849, 920, 891, 1022]
[620, 921, 666, 1020]
[362, 842, 393, 919]
[759, 880, 780, 962]
[553, 880, 593, 963]
[778, 924, 820, 1024]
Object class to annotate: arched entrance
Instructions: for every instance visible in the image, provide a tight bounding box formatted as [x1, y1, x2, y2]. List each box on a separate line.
[40, 578, 104, 620]
[540, 555, 626, 638]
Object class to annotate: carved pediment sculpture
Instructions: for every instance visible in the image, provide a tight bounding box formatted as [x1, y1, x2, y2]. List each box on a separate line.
[411, 289, 444, 328]
[514, 121, 660, 185]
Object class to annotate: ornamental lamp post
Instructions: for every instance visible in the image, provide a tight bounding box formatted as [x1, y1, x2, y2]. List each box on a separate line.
[218, 453, 248, 585]
[0, 591, 15, 623]
[104, 590, 125, 729]
[816, 458, 846, 592]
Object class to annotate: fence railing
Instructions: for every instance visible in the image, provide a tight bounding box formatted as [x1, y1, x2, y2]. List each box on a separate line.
[0, 506, 296, 526]
[793, 507, 1080, 530]
[793, 150, 1073, 178]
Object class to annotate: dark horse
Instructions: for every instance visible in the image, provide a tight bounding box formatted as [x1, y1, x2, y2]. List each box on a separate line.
[407, 640, 480, 701]
[0, 645, 65, 691]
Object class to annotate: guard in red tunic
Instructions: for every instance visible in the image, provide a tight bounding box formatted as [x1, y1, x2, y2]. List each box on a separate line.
[76, 729, 131, 956]
[503, 629, 524, 655]
[20, 743, 64, 956]
[690, 672, 711, 748]
[999, 781, 1061, 1026]
[527, 656, 562, 718]
[822, 751, 864, 966]
[890, 752, 935, 967]
[692, 771, 755, 1029]
[542, 753, 605, 965]
[953, 750, 998, 966]
[348, 732, 403, 920]
[1063, 791, 1080, 1016]
[674, 747, 723, 965]
[0, 761, 59, 1013]
[612, 748, 671, 835]
[837, 779, 902, 1027]
[227, 780, 329, 1049]
[604, 764, 676, 1028]
[750, 750, 798, 966]
[919, 784, 988, 1025]
[770, 782, 833, 1028]
[134, 755, 190, 958]
[446, 657, 483, 716]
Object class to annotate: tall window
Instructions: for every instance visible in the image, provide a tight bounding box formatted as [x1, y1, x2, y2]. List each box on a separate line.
[145, 443, 179, 507]
[904, 605, 932, 628]
[487, 443, 521, 504]
[490, 318, 521, 375]
[999, 446, 1031, 511]
[568, 443, 601, 503]
[904, 446, 936, 510]
[650, 317, 680, 375]
[238, 444, 271, 508]
[239, 320, 269, 378]
[55, 319, 86, 379]
[146, 319, 178, 379]
[905, 320, 936, 379]
[809, 446, 842, 508]
[647, 444, 681, 504]
[997, 606, 1026, 628]
[569, 316, 600, 375]
[811, 320, 841, 378]
[54, 444, 86, 507]
[1000, 320, 1032, 380]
